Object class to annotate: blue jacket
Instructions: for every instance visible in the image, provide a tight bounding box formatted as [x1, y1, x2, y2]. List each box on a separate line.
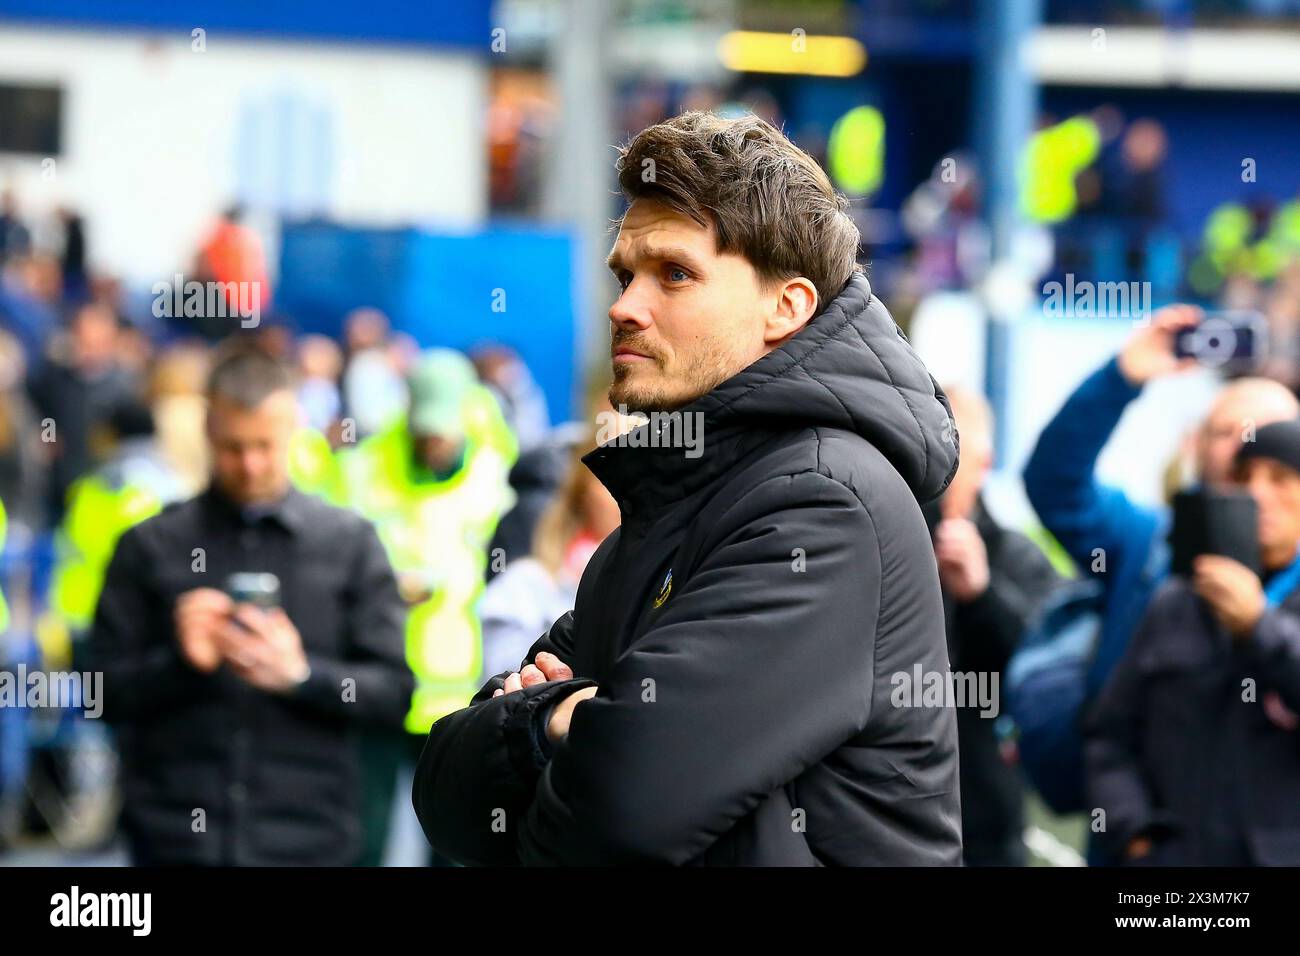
[1023, 356, 1169, 698]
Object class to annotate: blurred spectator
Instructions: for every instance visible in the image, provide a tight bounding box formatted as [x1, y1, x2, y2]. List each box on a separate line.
[487, 73, 555, 216]
[89, 349, 410, 865]
[57, 208, 87, 303]
[901, 151, 988, 292]
[48, 399, 188, 645]
[188, 205, 270, 340]
[929, 386, 1062, 866]
[0, 253, 60, 365]
[1087, 419, 1300, 866]
[296, 334, 343, 435]
[1021, 112, 1102, 225]
[1020, 306, 1299, 818]
[339, 347, 516, 864]
[27, 302, 140, 526]
[0, 329, 46, 530]
[0, 190, 31, 267]
[478, 433, 619, 681]
[341, 308, 406, 440]
[472, 344, 550, 453]
[485, 428, 573, 582]
[148, 344, 211, 496]
[1113, 118, 1169, 229]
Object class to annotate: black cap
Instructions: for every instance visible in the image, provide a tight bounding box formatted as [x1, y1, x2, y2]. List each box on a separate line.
[1236, 418, 1300, 475]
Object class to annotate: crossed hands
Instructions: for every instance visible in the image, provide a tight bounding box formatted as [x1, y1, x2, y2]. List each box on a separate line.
[493, 651, 598, 743]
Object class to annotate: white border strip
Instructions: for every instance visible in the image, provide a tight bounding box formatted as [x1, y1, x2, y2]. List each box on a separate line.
[1027, 25, 1300, 91]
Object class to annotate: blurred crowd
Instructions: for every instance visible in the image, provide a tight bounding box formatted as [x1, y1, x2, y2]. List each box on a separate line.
[0, 190, 620, 862]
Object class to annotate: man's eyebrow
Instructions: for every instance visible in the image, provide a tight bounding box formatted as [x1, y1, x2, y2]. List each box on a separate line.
[606, 245, 705, 273]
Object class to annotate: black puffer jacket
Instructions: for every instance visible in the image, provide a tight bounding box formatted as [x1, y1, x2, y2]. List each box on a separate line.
[414, 273, 962, 865]
[1086, 576, 1300, 866]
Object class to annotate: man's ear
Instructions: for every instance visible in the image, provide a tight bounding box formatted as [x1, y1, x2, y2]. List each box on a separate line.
[763, 277, 819, 346]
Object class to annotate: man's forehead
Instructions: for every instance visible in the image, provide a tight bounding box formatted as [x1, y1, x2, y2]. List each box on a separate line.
[210, 389, 299, 420]
[608, 202, 713, 261]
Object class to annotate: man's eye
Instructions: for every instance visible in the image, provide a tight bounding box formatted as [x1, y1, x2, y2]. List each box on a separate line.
[667, 267, 688, 283]
[616, 272, 632, 290]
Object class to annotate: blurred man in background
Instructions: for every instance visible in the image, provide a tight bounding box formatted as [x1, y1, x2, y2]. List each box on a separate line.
[1087, 418, 1300, 866]
[90, 349, 410, 865]
[27, 301, 138, 526]
[50, 401, 187, 641]
[931, 385, 1061, 866]
[341, 347, 515, 863]
[0, 191, 31, 268]
[1020, 305, 1299, 813]
[340, 308, 406, 441]
[472, 344, 550, 456]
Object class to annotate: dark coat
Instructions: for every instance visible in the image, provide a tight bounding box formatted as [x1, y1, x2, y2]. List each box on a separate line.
[413, 273, 963, 865]
[937, 498, 1062, 866]
[91, 488, 411, 866]
[1085, 575, 1300, 865]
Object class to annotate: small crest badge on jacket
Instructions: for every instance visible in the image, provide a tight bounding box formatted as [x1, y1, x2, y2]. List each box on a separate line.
[653, 569, 673, 609]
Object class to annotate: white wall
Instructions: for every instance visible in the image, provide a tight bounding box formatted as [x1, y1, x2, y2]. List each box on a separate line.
[0, 25, 486, 286]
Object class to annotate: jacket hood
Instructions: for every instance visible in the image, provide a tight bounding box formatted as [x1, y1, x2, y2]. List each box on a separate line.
[588, 272, 959, 506]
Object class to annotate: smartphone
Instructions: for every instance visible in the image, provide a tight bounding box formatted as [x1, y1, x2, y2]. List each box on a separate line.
[225, 572, 281, 609]
[1173, 311, 1267, 368]
[1168, 489, 1260, 577]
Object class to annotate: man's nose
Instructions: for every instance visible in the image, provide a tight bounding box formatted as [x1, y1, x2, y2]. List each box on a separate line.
[1247, 475, 1273, 507]
[609, 282, 652, 330]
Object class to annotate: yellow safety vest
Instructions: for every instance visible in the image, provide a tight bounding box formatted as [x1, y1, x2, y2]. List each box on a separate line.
[1020, 116, 1101, 224]
[340, 389, 516, 734]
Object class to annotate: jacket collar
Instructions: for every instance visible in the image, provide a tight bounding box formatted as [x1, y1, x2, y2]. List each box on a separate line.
[584, 411, 771, 518]
[201, 484, 309, 534]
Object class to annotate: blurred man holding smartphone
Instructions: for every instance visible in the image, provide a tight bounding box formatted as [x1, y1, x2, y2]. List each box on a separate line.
[1087, 419, 1300, 865]
[91, 347, 410, 865]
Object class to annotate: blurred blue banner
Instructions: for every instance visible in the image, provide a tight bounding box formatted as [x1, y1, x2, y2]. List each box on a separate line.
[278, 223, 579, 423]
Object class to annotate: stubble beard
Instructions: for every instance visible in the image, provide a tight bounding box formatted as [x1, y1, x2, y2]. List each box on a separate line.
[609, 337, 747, 415]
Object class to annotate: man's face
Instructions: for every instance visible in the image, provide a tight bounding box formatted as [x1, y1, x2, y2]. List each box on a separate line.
[72, 305, 119, 368]
[1199, 391, 1297, 488]
[605, 199, 774, 414]
[1232, 457, 1300, 568]
[413, 431, 465, 475]
[207, 390, 297, 505]
[941, 426, 991, 521]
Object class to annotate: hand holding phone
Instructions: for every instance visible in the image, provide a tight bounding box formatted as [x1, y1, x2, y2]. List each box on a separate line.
[225, 572, 281, 610]
[174, 587, 234, 672]
[1172, 310, 1268, 370]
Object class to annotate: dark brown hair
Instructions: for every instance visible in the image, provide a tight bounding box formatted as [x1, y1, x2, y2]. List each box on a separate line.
[616, 111, 861, 313]
[206, 345, 294, 409]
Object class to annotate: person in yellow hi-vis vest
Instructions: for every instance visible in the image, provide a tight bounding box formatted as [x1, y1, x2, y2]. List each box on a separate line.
[45, 403, 188, 669]
[341, 348, 516, 864]
[342, 349, 517, 734]
[1020, 114, 1102, 225]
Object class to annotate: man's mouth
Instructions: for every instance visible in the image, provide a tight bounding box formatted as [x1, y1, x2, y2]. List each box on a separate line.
[612, 345, 653, 364]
